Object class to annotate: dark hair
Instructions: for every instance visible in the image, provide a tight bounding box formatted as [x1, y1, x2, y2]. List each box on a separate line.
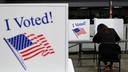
[97, 23, 108, 31]
[97, 23, 108, 32]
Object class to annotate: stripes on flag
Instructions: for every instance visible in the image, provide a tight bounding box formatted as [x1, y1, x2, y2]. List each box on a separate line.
[73, 27, 86, 36]
[7, 33, 55, 61]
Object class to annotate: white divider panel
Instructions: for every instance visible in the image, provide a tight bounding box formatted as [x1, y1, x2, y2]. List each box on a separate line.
[69, 19, 90, 41]
[0, 4, 68, 72]
[94, 18, 124, 40]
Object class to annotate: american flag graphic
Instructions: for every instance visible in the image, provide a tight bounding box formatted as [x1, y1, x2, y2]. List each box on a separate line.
[73, 27, 86, 36]
[5, 33, 55, 61]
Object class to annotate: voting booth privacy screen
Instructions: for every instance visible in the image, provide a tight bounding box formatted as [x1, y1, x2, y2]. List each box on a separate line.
[0, 4, 68, 72]
[69, 19, 90, 41]
[94, 18, 124, 39]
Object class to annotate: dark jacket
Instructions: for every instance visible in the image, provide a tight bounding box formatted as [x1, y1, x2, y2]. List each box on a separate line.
[93, 28, 120, 44]
[93, 28, 121, 60]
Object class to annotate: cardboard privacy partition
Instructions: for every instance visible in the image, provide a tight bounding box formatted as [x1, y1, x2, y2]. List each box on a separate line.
[69, 19, 90, 41]
[0, 4, 68, 72]
[94, 18, 124, 39]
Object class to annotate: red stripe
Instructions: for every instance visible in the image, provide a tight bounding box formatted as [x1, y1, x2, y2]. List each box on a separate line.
[41, 40, 47, 43]
[37, 37, 45, 41]
[37, 34, 43, 37]
[33, 37, 45, 44]
[46, 46, 51, 48]
[31, 37, 38, 40]
[44, 43, 49, 46]
[43, 52, 50, 56]
[50, 51, 55, 54]
[30, 35, 44, 40]
[48, 49, 53, 51]
[39, 37, 45, 41]
[32, 39, 47, 45]
[21, 48, 44, 57]
[77, 28, 86, 35]
[27, 34, 35, 37]
[20, 44, 42, 54]
[42, 49, 54, 56]
[23, 50, 44, 60]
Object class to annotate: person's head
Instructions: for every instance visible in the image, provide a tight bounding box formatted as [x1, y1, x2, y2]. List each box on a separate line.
[97, 23, 108, 32]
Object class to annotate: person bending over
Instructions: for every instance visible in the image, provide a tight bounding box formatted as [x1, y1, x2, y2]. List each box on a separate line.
[93, 24, 120, 71]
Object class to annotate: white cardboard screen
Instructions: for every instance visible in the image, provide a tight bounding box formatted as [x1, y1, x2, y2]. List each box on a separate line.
[94, 18, 124, 39]
[0, 4, 68, 72]
[69, 19, 90, 41]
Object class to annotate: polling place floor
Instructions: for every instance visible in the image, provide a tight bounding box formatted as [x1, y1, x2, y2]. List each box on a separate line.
[69, 53, 128, 72]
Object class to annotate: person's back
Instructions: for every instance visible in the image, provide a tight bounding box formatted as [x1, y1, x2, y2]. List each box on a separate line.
[93, 24, 120, 43]
[98, 28, 120, 43]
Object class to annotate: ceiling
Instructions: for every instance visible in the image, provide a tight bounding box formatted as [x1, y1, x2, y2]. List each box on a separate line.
[2, 0, 128, 23]
[4, 0, 128, 2]
[5, 0, 128, 3]
[3, 0, 128, 7]
[68, 0, 128, 2]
